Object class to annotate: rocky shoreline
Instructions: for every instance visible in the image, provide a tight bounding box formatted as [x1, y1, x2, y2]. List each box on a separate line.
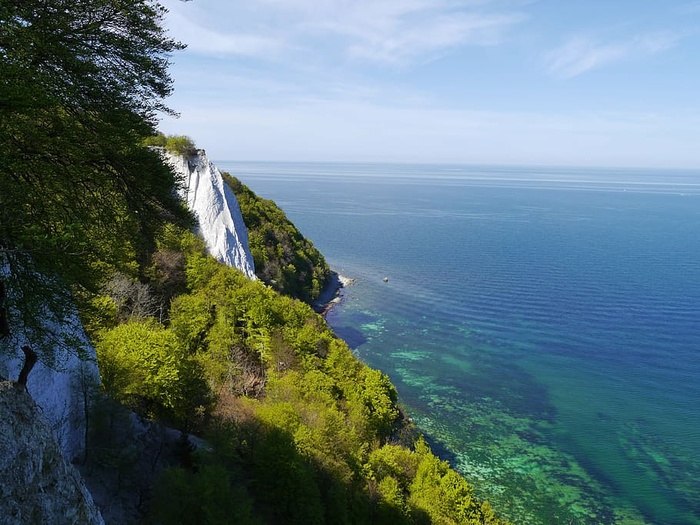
[312, 271, 354, 315]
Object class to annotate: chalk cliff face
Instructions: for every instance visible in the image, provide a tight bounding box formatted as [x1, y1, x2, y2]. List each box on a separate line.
[166, 150, 257, 279]
[0, 381, 104, 524]
[0, 299, 98, 463]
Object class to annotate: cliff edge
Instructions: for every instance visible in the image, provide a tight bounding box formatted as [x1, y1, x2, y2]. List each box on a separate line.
[0, 296, 99, 463]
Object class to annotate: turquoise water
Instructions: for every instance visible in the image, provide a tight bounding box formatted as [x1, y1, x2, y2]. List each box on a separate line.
[219, 162, 700, 525]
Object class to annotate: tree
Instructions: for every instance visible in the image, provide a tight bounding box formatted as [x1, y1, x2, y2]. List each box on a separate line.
[96, 319, 209, 428]
[165, 134, 198, 155]
[143, 132, 198, 156]
[0, 0, 192, 372]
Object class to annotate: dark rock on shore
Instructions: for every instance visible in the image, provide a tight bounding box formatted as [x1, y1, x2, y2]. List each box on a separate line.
[312, 271, 354, 315]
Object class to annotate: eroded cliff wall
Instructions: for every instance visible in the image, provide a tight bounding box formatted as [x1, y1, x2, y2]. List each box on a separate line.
[166, 150, 257, 279]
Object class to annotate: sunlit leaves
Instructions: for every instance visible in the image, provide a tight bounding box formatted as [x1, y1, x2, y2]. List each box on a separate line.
[101, 220, 509, 524]
[96, 319, 208, 426]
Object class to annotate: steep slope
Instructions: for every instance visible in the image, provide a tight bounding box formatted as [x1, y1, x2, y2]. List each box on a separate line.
[223, 173, 331, 302]
[165, 150, 256, 279]
[0, 381, 104, 525]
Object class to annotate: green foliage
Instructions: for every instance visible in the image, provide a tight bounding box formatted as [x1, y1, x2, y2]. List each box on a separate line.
[249, 423, 326, 524]
[80, 295, 119, 340]
[365, 439, 510, 525]
[166, 135, 198, 156]
[143, 132, 198, 156]
[0, 0, 182, 119]
[142, 132, 169, 148]
[95, 319, 209, 428]
[222, 173, 331, 302]
[148, 463, 260, 525]
[0, 0, 192, 362]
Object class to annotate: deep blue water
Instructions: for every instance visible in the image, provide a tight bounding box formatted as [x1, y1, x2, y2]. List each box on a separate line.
[218, 162, 700, 525]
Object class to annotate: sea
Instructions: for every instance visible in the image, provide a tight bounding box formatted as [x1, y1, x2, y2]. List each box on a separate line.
[217, 161, 700, 525]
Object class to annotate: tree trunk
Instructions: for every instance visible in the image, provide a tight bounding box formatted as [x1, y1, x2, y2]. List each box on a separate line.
[0, 280, 9, 339]
[17, 346, 37, 386]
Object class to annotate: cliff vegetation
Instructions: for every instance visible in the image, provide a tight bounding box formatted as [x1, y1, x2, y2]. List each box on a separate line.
[143, 132, 199, 156]
[223, 174, 332, 303]
[87, 226, 509, 525]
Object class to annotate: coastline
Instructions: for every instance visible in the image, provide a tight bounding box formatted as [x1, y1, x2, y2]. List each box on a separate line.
[312, 271, 354, 316]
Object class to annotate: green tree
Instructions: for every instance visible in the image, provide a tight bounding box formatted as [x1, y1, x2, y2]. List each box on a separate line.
[96, 319, 209, 428]
[0, 0, 191, 369]
[165, 134, 197, 155]
[148, 464, 260, 525]
[143, 132, 197, 155]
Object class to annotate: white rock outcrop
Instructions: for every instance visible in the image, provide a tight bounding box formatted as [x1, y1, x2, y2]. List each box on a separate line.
[0, 301, 98, 463]
[166, 150, 256, 279]
[0, 381, 104, 524]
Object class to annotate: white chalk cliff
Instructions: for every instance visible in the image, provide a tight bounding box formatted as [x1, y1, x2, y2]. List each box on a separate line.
[166, 150, 256, 280]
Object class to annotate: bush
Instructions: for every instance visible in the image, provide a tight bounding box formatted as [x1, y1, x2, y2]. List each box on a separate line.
[148, 464, 260, 525]
[165, 134, 197, 156]
[143, 132, 197, 155]
[95, 319, 210, 428]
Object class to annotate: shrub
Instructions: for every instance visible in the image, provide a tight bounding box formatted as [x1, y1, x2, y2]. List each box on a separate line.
[143, 132, 197, 155]
[95, 319, 210, 428]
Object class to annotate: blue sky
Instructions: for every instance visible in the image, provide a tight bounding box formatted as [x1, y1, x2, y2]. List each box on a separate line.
[158, 1, 700, 168]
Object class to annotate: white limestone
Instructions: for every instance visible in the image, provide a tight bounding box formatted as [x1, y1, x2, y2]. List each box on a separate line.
[0, 301, 99, 463]
[166, 150, 256, 279]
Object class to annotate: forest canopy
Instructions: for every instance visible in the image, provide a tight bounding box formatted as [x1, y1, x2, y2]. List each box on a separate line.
[0, 0, 191, 360]
[90, 226, 509, 524]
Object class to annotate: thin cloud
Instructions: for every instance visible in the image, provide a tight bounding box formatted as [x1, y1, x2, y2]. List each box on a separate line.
[347, 12, 523, 65]
[164, 7, 284, 58]
[162, 0, 525, 65]
[285, 0, 525, 65]
[545, 32, 680, 78]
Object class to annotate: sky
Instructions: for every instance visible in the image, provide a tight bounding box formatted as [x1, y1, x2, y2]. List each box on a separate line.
[158, 0, 700, 168]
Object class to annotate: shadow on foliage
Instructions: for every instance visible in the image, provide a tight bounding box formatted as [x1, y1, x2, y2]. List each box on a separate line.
[148, 416, 432, 525]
